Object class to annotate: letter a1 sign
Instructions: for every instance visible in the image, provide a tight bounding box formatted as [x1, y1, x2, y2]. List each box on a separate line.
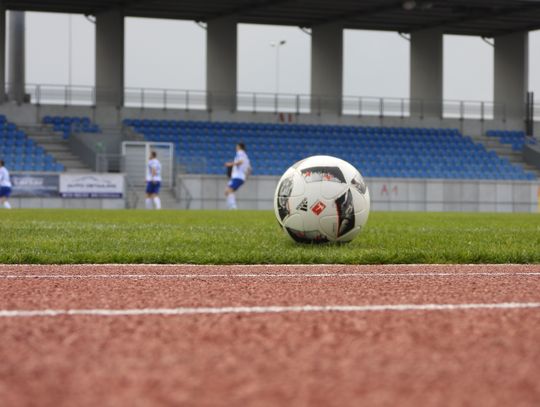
[380, 184, 398, 198]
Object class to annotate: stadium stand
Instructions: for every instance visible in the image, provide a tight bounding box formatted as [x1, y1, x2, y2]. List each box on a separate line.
[42, 116, 101, 139]
[485, 130, 538, 152]
[0, 115, 64, 172]
[123, 119, 537, 181]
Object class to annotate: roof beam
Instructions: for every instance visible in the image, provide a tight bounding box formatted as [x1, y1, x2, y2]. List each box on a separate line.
[411, 2, 540, 33]
[198, 0, 293, 22]
[300, 1, 403, 27]
[5, 0, 107, 14]
[92, 0, 155, 15]
[488, 21, 540, 37]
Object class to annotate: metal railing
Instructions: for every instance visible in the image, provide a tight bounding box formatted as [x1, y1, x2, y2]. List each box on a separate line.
[534, 104, 540, 121]
[25, 84, 95, 106]
[125, 88, 207, 110]
[7, 83, 540, 121]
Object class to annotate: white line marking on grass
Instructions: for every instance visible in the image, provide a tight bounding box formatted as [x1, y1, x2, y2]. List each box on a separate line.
[1, 302, 540, 318]
[1, 272, 540, 279]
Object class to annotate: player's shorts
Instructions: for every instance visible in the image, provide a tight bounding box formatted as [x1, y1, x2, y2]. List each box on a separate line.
[0, 186, 11, 198]
[228, 178, 244, 191]
[146, 181, 161, 195]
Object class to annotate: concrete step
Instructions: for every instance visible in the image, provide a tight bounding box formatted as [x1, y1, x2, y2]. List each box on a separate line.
[60, 161, 91, 171]
[53, 156, 84, 164]
[22, 128, 60, 137]
[23, 128, 54, 134]
[40, 146, 74, 154]
[51, 150, 80, 157]
[21, 128, 93, 173]
[472, 133, 540, 178]
[60, 157, 89, 165]
[28, 135, 64, 143]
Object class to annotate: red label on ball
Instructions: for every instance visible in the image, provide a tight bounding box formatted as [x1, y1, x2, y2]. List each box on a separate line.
[310, 201, 326, 216]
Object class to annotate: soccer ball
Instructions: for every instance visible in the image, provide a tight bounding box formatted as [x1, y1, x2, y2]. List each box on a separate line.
[274, 155, 370, 243]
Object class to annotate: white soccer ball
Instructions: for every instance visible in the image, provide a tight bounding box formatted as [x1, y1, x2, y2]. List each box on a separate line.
[274, 155, 370, 243]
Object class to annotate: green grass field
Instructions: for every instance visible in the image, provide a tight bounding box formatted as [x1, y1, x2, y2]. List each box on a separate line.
[0, 210, 538, 264]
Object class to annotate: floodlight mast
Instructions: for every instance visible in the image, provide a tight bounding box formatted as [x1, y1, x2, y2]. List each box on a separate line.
[270, 40, 287, 95]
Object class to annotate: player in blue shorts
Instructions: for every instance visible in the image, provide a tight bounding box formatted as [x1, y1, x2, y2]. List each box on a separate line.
[0, 160, 12, 209]
[224, 143, 251, 210]
[145, 151, 162, 210]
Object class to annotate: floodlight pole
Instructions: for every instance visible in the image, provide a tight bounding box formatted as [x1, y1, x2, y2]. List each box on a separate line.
[68, 14, 73, 88]
[270, 40, 286, 95]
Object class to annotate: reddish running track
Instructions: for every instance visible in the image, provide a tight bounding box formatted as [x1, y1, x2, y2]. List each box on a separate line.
[1, 264, 540, 407]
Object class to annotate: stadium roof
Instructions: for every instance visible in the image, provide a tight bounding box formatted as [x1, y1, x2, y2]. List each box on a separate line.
[6, 0, 540, 37]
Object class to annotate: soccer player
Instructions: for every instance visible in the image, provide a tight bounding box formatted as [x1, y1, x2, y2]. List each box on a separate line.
[145, 151, 162, 210]
[0, 160, 12, 209]
[224, 142, 251, 210]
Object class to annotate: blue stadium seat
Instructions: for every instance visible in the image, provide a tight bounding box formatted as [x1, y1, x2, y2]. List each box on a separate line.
[486, 129, 536, 152]
[43, 115, 102, 139]
[118, 119, 538, 181]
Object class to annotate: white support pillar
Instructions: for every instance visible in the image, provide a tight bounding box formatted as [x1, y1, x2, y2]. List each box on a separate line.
[311, 22, 343, 115]
[0, 5, 5, 104]
[410, 28, 443, 118]
[8, 11, 25, 104]
[494, 31, 528, 121]
[206, 16, 237, 112]
[95, 9, 124, 106]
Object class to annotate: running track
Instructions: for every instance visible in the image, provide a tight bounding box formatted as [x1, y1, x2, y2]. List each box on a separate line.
[1, 264, 540, 407]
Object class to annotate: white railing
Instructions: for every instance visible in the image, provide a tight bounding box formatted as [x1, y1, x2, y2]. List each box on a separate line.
[7, 83, 536, 121]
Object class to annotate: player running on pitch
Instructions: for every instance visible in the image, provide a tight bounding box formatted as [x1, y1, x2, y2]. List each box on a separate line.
[0, 160, 12, 209]
[224, 142, 251, 210]
[145, 151, 162, 210]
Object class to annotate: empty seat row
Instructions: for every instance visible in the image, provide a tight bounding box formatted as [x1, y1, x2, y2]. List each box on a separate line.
[42, 116, 101, 139]
[486, 129, 538, 152]
[2, 162, 64, 172]
[124, 119, 537, 181]
[1, 117, 63, 172]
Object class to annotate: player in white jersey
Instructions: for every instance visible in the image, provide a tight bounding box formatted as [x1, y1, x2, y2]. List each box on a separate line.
[145, 151, 162, 210]
[0, 160, 12, 209]
[224, 143, 251, 210]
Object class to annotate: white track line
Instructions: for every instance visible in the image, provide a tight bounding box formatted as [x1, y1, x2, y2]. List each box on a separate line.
[1, 302, 540, 318]
[0, 264, 538, 268]
[1, 272, 540, 279]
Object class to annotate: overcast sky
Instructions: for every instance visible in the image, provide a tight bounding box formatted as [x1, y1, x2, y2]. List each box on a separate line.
[22, 12, 540, 102]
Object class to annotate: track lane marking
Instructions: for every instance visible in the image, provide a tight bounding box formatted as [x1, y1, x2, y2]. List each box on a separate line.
[1, 302, 540, 318]
[1, 272, 540, 279]
[0, 264, 538, 269]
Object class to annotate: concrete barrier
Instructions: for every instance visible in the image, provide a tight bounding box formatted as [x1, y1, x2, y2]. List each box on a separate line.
[8, 174, 538, 212]
[178, 174, 539, 213]
[7, 197, 125, 209]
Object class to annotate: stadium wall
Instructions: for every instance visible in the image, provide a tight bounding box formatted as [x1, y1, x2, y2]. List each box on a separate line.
[179, 174, 539, 213]
[9, 175, 538, 212]
[8, 197, 125, 209]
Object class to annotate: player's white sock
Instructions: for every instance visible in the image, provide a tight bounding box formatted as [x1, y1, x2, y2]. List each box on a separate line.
[3, 201, 11, 209]
[153, 196, 161, 210]
[227, 193, 237, 209]
[145, 198, 153, 210]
